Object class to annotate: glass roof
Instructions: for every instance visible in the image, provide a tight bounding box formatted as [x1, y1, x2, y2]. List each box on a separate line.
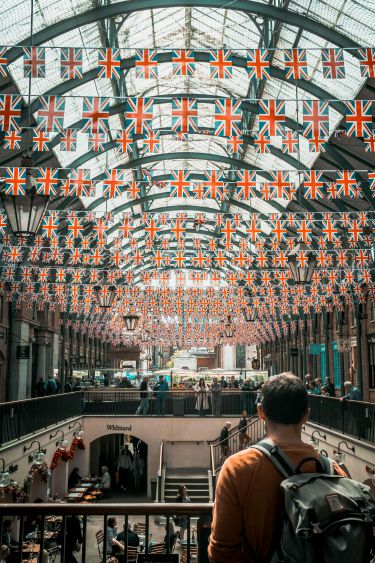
[0, 0, 373, 280]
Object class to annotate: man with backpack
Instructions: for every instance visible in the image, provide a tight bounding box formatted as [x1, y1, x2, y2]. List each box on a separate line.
[209, 373, 375, 563]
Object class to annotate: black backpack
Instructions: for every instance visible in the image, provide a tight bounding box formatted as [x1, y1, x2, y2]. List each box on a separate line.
[250, 439, 375, 563]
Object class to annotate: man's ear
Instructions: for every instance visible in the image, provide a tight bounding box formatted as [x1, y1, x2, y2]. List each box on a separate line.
[257, 403, 266, 421]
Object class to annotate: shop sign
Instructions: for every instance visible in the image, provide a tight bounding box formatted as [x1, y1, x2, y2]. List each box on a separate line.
[16, 345, 30, 359]
[106, 424, 133, 431]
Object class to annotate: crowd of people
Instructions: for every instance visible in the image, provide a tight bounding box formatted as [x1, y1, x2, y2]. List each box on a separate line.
[304, 373, 363, 400]
[34, 375, 83, 396]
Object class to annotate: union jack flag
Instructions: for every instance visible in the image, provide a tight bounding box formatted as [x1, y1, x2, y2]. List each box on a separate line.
[23, 47, 45, 78]
[209, 50, 232, 79]
[227, 136, 243, 155]
[36, 96, 65, 132]
[0, 48, 7, 77]
[4, 167, 26, 195]
[35, 168, 60, 195]
[0, 95, 22, 131]
[66, 214, 84, 238]
[60, 129, 77, 151]
[170, 170, 190, 198]
[335, 170, 361, 198]
[258, 99, 285, 136]
[142, 131, 160, 154]
[269, 171, 291, 199]
[358, 48, 375, 78]
[114, 127, 133, 154]
[253, 133, 271, 153]
[67, 169, 93, 197]
[270, 219, 288, 243]
[3, 129, 22, 149]
[172, 97, 198, 133]
[88, 132, 106, 151]
[344, 100, 372, 137]
[284, 49, 308, 80]
[125, 97, 153, 135]
[81, 97, 109, 135]
[214, 98, 242, 137]
[172, 50, 195, 76]
[102, 169, 125, 198]
[368, 172, 375, 192]
[308, 137, 326, 152]
[302, 100, 329, 139]
[302, 170, 324, 199]
[98, 48, 121, 79]
[135, 49, 158, 79]
[41, 214, 59, 238]
[246, 49, 270, 80]
[320, 48, 345, 79]
[364, 135, 375, 152]
[60, 48, 83, 79]
[281, 131, 299, 154]
[236, 171, 257, 199]
[203, 171, 226, 200]
[32, 130, 50, 152]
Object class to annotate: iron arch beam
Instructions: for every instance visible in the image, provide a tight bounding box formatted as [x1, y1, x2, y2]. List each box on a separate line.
[5, 0, 361, 66]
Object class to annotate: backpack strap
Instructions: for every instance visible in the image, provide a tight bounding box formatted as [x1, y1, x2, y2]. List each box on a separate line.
[319, 453, 334, 475]
[251, 438, 297, 479]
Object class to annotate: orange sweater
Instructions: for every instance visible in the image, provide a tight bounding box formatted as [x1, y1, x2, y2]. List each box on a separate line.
[208, 442, 347, 563]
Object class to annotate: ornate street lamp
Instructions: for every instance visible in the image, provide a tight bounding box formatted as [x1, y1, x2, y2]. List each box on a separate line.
[243, 307, 257, 322]
[225, 315, 234, 339]
[287, 242, 316, 284]
[0, 155, 49, 237]
[124, 314, 140, 332]
[94, 283, 116, 308]
[140, 330, 149, 343]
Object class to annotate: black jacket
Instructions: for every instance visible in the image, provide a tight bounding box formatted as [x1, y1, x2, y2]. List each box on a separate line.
[116, 529, 140, 547]
[139, 380, 149, 399]
[238, 417, 247, 432]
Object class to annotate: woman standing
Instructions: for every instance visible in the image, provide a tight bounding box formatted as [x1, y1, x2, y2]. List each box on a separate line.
[194, 378, 209, 416]
[175, 485, 191, 541]
[117, 446, 134, 491]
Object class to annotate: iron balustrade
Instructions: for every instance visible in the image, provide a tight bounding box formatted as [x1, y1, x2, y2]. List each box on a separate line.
[308, 395, 375, 443]
[83, 389, 260, 417]
[0, 502, 212, 563]
[0, 392, 83, 446]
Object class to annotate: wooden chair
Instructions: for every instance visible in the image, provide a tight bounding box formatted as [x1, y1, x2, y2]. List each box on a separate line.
[133, 522, 146, 535]
[126, 546, 138, 562]
[96, 530, 112, 561]
[181, 543, 198, 563]
[149, 542, 166, 554]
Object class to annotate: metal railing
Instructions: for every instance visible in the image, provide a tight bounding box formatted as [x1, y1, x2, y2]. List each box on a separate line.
[308, 395, 375, 443]
[83, 389, 259, 417]
[0, 392, 83, 446]
[157, 440, 165, 502]
[0, 502, 212, 563]
[210, 416, 265, 491]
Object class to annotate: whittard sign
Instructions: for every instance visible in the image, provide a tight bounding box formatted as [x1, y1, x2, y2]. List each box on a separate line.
[106, 424, 133, 431]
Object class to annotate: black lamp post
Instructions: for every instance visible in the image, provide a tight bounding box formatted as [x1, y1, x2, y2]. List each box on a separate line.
[287, 243, 316, 284]
[243, 307, 257, 322]
[124, 314, 140, 332]
[94, 283, 116, 308]
[0, 155, 49, 237]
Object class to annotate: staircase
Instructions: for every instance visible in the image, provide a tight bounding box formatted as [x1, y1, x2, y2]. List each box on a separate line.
[164, 468, 210, 503]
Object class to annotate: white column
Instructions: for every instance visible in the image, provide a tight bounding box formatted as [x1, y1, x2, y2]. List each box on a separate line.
[223, 345, 236, 369]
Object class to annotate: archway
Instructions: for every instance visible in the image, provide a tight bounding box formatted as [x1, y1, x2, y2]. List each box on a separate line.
[90, 433, 148, 497]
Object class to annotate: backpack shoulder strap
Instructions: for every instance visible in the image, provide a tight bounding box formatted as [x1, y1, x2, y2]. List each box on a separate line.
[250, 438, 297, 479]
[319, 453, 334, 475]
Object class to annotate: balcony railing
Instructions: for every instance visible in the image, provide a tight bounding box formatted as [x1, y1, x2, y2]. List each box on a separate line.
[0, 502, 212, 563]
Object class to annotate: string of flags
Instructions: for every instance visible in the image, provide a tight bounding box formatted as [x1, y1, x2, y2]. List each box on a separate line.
[2, 47, 375, 81]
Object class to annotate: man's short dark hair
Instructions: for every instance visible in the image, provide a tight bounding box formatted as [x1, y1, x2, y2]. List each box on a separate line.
[260, 373, 308, 425]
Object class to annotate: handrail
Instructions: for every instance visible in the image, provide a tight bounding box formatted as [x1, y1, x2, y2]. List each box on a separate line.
[157, 440, 165, 502]
[0, 391, 82, 407]
[213, 415, 259, 447]
[210, 444, 216, 478]
[0, 502, 213, 516]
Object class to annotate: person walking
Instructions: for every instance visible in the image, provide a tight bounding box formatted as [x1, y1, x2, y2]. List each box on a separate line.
[154, 375, 169, 415]
[136, 376, 150, 415]
[175, 485, 191, 541]
[238, 410, 250, 449]
[117, 446, 134, 491]
[35, 377, 45, 397]
[210, 378, 222, 416]
[133, 451, 145, 489]
[219, 422, 231, 465]
[45, 374, 57, 395]
[194, 378, 209, 416]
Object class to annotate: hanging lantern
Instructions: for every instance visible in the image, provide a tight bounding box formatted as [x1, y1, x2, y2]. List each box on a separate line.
[94, 284, 116, 308]
[124, 314, 140, 331]
[141, 330, 149, 343]
[225, 315, 234, 339]
[0, 155, 49, 237]
[243, 307, 257, 322]
[287, 243, 316, 284]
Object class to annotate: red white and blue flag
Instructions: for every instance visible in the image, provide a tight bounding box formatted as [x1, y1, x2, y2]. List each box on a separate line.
[358, 48, 375, 78]
[98, 48, 121, 79]
[67, 169, 93, 197]
[302, 100, 329, 139]
[214, 98, 242, 137]
[170, 170, 190, 198]
[3, 129, 22, 149]
[258, 99, 285, 136]
[60, 48, 83, 79]
[344, 100, 372, 137]
[253, 133, 271, 153]
[227, 136, 243, 155]
[36, 96, 65, 132]
[125, 97, 153, 135]
[23, 47, 45, 78]
[203, 171, 226, 200]
[41, 214, 59, 238]
[60, 129, 78, 151]
[32, 130, 50, 152]
[4, 167, 26, 195]
[281, 131, 299, 154]
[284, 49, 308, 80]
[172, 50, 195, 76]
[88, 132, 106, 152]
[0, 48, 7, 77]
[102, 169, 125, 198]
[320, 49, 345, 79]
[236, 171, 257, 199]
[269, 171, 291, 199]
[114, 127, 133, 154]
[36, 168, 60, 196]
[135, 49, 158, 79]
[0, 95, 22, 131]
[302, 170, 324, 199]
[209, 50, 233, 79]
[246, 49, 270, 80]
[143, 131, 160, 154]
[172, 97, 198, 133]
[335, 170, 360, 198]
[81, 97, 109, 134]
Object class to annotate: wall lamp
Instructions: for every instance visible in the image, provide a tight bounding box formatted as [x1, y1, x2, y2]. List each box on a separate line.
[69, 421, 84, 439]
[50, 430, 68, 450]
[309, 430, 327, 447]
[0, 458, 10, 488]
[333, 440, 355, 463]
[365, 465, 375, 486]
[24, 440, 46, 465]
